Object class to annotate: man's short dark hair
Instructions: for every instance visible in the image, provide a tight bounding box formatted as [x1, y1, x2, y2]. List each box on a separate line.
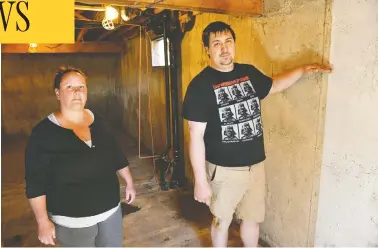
[202, 21, 236, 48]
[54, 66, 87, 89]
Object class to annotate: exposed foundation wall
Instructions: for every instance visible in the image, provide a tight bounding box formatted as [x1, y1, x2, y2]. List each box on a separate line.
[181, 0, 331, 246]
[1, 54, 122, 136]
[315, 0, 378, 246]
[119, 33, 168, 154]
[254, 0, 331, 246]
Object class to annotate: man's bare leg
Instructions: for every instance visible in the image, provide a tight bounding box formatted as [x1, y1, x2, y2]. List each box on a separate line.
[211, 217, 232, 247]
[240, 220, 259, 247]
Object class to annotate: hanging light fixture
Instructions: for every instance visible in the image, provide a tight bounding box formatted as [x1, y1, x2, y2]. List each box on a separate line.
[102, 18, 115, 30]
[102, 5, 117, 30]
[105, 5, 118, 20]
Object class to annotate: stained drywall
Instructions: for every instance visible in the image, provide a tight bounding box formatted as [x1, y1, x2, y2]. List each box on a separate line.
[180, 0, 331, 246]
[119, 33, 168, 155]
[315, 0, 378, 246]
[1, 54, 121, 136]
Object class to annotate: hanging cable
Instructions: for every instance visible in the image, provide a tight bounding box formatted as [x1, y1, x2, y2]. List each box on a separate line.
[138, 26, 159, 160]
[145, 27, 159, 186]
[145, 27, 157, 160]
[138, 25, 142, 158]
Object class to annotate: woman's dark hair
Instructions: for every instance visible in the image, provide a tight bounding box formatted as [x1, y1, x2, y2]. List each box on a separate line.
[53, 66, 87, 89]
[202, 21, 236, 48]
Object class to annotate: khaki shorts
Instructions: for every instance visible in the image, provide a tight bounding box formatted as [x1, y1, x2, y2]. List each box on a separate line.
[206, 161, 266, 223]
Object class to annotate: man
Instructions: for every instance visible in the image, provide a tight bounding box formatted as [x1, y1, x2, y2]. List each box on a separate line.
[181, 21, 332, 247]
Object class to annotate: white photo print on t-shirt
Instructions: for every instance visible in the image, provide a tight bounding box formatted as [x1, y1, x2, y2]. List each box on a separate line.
[247, 97, 260, 117]
[235, 101, 252, 121]
[253, 117, 263, 136]
[215, 87, 232, 105]
[221, 124, 239, 142]
[219, 105, 237, 124]
[227, 83, 245, 101]
[238, 120, 256, 140]
[240, 80, 256, 96]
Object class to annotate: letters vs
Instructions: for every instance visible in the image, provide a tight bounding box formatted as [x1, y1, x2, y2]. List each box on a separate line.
[0, 1, 29, 32]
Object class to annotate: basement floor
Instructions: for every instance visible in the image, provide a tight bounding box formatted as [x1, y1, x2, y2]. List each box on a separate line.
[1, 132, 249, 247]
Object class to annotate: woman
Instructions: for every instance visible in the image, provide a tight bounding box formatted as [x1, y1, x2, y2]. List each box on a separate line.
[25, 66, 136, 247]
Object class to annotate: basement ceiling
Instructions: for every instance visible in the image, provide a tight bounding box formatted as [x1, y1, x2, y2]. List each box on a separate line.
[74, 0, 264, 42]
[74, 2, 164, 42]
[1, 0, 263, 53]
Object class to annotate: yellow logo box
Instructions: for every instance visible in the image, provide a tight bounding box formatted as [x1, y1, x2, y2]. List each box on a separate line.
[0, 0, 74, 44]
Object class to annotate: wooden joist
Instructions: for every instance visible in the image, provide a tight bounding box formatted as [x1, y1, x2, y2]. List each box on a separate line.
[1, 42, 124, 54]
[77, 28, 89, 42]
[76, 0, 263, 16]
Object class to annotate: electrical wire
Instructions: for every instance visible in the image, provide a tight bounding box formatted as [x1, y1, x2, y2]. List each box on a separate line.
[137, 26, 159, 160]
[145, 26, 156, 160]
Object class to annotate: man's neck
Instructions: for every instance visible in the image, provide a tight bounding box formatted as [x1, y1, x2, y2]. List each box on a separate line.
[210, 62, 234, 72]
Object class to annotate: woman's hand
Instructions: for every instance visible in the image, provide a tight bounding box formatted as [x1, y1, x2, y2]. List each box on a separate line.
[125, 185, 136, 204]
[117, 167, 136, 204]
[38, 219, 56, 245]
[28, 196, 56, 246]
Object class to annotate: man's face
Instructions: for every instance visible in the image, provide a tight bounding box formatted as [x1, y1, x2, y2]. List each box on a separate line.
[206, 31, 235, 71]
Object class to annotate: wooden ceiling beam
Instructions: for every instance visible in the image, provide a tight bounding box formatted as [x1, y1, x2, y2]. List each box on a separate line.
[76, 0, 263, 16]
[120, 26, 141, 40]
[117, 26, 139, 38]
[96, 26, 125, 41]
[97, 29, 116, 41]
[77, 28, 89, 41]
[2, 42, 123, 54]
[75, 11, 95, 22]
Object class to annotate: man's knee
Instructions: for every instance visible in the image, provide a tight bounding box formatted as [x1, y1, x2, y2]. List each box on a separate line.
[212, 216, 232, 232]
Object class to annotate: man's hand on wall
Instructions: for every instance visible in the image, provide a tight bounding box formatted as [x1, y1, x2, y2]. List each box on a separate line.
[303, 63, 333, 74]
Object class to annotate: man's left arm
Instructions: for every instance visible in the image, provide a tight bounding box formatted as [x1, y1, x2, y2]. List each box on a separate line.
[269, 63, 332, 94]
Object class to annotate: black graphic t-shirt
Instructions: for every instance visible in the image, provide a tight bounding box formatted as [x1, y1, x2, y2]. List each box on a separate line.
[182, 63, 273, 167]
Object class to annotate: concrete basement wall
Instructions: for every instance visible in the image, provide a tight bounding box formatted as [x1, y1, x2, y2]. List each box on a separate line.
[254, 0, 331, 246]
[181, 0, 331, 246]
[1, 54, 122, 136]
[315, 0, 378, 246]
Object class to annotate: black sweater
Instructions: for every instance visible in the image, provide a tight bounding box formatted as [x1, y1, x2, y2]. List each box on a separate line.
[25, 113, 129, 217]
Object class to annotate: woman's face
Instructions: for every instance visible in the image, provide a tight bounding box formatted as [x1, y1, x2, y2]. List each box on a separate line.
[55, 72, 87, 111]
